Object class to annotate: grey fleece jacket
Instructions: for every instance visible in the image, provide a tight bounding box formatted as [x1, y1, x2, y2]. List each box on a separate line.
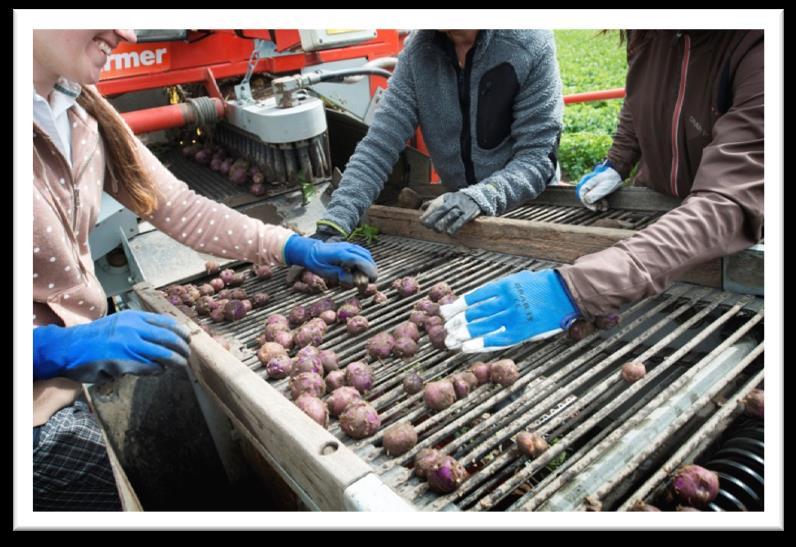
[321, 30, 563, 235]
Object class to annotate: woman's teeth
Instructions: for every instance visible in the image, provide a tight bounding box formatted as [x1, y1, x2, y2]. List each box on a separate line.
[95, 39, 113, 55]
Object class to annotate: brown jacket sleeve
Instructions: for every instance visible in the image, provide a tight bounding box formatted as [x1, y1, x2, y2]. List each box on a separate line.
[606, 99, 642, 180]
[559, 38, 764, 319]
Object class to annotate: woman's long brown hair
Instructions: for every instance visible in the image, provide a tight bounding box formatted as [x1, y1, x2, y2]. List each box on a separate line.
[76, 85, 158, 216]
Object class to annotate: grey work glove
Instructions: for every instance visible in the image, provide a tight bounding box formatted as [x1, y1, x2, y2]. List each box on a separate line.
[420, 191, 482, 236]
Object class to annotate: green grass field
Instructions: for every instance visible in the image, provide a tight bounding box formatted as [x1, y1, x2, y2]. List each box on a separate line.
[554, 30, 628, 181]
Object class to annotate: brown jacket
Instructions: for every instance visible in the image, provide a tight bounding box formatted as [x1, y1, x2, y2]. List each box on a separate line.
[33, 86, 295, 426]
[559, 30, 764, 319]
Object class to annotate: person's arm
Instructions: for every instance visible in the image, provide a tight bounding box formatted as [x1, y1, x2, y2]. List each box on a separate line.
[111, 137, 295, 266]
[559, 39, 764, 319]
[458, 35, 563, 217]
[319, 47, 420, 237]
[99, 92, 378, 283]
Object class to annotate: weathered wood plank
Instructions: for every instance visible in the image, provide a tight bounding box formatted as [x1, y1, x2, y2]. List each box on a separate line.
[134, 283, 374, 511]
[364, 205, 721, 288]
[405, 185, 683, 212]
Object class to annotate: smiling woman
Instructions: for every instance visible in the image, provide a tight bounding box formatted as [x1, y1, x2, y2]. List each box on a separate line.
[33, 30, 138, 95]
[31, 28, 379, 511]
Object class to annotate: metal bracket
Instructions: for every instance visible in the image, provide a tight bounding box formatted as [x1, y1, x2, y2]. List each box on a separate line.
[722, 243, 764, 296]
[119, 226, 146, 286]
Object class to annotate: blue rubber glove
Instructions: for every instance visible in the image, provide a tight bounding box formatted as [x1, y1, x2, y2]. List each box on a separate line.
[283, 234, 378, 286]
[420, 191, 482, 236]
[440, 269, 580, 353]
[34, 310, 192, 384]
[285, 224, 348, 285]
[575, 160, 623, 212]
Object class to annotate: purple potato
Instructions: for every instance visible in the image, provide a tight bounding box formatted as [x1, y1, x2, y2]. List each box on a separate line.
[428, 282, 453, 303]
[223, 300, 247, 321]
[402, 373, 424, 395]
[469, 362, 491, 386]
[568, 319, 597, 341]
[308, 297, 336, 318]
[318, 349, 339, 373]
[408, 311, 428, 329]
[358, 283, 378, 297]
[288, 305, 309, 327]
[393, 321, 421, 342]
[382, 422, 418, 457]
[336, 304, 359, 323]
[670, 465, 720, 507]
[427, 456, 468, 494]
[621, 361, 647, 383]
[319, 310, 337, 325]
[289, 372, 326, 399]
[414, 297, 439, 315]
[325, 386, 362, 418]
[294, 325, 324, 348]
[392, 276, 419, 297]
[345, 361, 374, 394]
[252, 264, 273, 278]
[198, 283, 215, 297]
[367, 332, 396, 360]
[301, 270, 328, 292]
[424, 380, 457, 411]
[516, 431, 549, 458]
[490, 359, 519, 387]
[295, 394, 328, 428]
[257, 342, 288, 366]
[219, 269, 236, 286]
[339, 401, 381, 440]
[291, 353, 323, 376]
[743, 389, 764, 418]
[392, 337, 419, 359]
[346, 315, 370, 335]
[265, 354, 293, 380]
[594, 314, 621, 330]
[325, 370, 347, 392]
[227, 288, 248, 301]
[414, 448, 442, 479]
[427, 325, 447, 350]
[437, 294, 457, 306]
[451, 372, 478, 399]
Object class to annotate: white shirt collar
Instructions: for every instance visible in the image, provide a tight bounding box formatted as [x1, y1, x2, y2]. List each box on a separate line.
[33, 78, 82, 167]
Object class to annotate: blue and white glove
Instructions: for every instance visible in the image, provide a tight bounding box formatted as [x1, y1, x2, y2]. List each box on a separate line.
[283, 233, 378, 286]
[420, 191, 482, 236]
[440, 269, 580, 353]
[575, 160, 623, 212]
[33, 310, 192, 384]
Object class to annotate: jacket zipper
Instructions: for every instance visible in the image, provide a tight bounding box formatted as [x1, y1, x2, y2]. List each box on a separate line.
[34, 127, 95, 282]
[459, 54, 476, 186]
[670, 32, 691, 198]
[445, 39, 478, 187]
